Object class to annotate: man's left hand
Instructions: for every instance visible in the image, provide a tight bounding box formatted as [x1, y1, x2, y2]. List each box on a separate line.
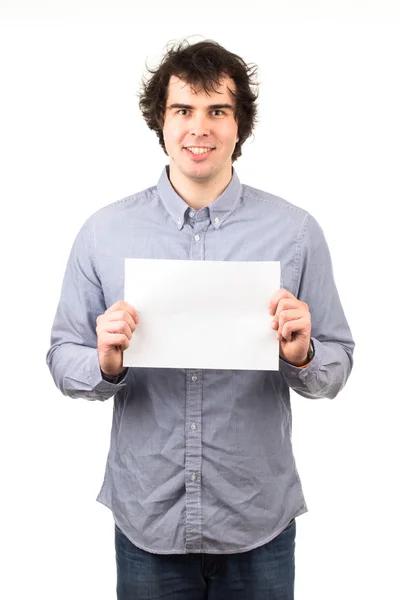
[269, 288, 312, 367]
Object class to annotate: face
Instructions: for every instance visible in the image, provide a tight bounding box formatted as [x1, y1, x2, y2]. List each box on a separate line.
[163, 75, 239, 185]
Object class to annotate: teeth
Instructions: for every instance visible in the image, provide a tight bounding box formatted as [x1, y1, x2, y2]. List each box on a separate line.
[186, 147, 213, 154]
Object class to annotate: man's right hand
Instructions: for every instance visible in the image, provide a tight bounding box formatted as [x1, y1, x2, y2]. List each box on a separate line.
[96, 300, 139, 377]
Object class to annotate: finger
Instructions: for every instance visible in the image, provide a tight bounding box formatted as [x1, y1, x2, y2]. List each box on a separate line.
[97, 314, 136, 335]
[280, 316, 311, 342]
[269, 288, 296, 316]
[271, 304, 306, 335]
[98, 332, 131, 351]
[105, 301, 139, 324]
[98, 320, 134, 340]
[271, 298, 303, 325]
[277, 308, 305, 331]
[273, 309, 303, 339]
[102, 310, 138, 332]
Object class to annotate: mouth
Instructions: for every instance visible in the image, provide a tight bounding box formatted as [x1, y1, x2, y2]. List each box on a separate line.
[183, 146, 216, 161]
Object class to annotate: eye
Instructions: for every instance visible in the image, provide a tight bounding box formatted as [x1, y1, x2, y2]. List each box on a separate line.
[212, 109, 224, 116]
[178, 109, 189, 116]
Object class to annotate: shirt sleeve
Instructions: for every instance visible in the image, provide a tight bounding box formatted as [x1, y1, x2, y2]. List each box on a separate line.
[46, 217, 128, 401]
[279, 213, 355, 399]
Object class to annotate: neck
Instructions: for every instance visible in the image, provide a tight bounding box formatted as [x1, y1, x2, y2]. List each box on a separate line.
[168, 164, 233, 210]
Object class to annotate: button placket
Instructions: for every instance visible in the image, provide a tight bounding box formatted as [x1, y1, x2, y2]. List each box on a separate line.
[184, 368, 203, 551]
[184, 212, 210, 551]
[190, 210, 209, 261]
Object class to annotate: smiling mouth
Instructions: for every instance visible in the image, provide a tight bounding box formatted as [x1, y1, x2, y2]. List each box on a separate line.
[184, 146, 215, 155]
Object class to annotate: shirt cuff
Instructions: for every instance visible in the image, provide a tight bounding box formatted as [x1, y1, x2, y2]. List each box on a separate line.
[279, 338, 320, 383]
[87, 353, 129, 394]
[101, 369, 129, 384]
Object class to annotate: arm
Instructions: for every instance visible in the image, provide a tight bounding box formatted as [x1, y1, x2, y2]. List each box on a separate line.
[46, 218, 132, 401]
[272, 214, 354, 400]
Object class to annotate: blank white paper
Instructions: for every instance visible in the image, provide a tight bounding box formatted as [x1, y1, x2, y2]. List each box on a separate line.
[123, 259, 280, 370]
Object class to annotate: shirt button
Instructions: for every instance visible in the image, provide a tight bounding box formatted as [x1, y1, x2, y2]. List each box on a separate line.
[177, 218, 181, 224]
[214, 217, 220, 224]
[194, 235, 200, 241]
[191, 473, 197, 482]
[189, 211, 195, 217]
[191, 375, 197, 382]
[191, 423, 197, 431]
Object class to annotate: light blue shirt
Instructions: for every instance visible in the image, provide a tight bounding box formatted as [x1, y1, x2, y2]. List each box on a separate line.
[46, 167, 354, 554]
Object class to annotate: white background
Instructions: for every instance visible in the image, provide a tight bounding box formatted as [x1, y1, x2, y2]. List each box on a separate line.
[1, 1, 399, 599]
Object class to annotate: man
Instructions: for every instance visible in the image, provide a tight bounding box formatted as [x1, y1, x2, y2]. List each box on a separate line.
[47, 39, 354, 599]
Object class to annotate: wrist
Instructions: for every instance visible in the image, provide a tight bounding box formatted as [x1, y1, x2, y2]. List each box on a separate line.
[297, 341, 314, 367]
[281, 341, 314, 368]
[101, 368, 128, 383]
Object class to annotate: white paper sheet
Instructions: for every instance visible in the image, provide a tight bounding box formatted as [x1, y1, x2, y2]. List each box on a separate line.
[123, 259, 280, 370]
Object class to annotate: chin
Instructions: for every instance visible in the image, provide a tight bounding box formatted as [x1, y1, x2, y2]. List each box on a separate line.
[187, 168, 217, 181]
[177, 163, 214, 179]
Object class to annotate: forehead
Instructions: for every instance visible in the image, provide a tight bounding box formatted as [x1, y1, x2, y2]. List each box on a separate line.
[166, 74, 236, 104]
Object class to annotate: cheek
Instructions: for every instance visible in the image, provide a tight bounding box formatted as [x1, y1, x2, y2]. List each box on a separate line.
[221, 123, 239, 145]
[163, 124, 183, 150]
[221, 130, 239, 149]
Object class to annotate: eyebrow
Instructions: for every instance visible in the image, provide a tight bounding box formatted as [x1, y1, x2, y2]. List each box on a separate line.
[167, 103, 235, 110]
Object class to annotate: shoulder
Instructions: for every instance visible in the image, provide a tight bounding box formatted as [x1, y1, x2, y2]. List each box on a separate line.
[93, 184, 157, 222]
[241, 182, 319, 229]
[240, 182, 326, 244]
[76, 184, 158, 238]
[241, 183, 308, 217]
[72, 184, 158, 247]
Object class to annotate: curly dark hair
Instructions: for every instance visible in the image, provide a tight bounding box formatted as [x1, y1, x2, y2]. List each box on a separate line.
[138, 39, 259, 163]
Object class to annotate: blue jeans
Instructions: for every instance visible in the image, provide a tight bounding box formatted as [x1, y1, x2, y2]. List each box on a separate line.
[115, 519, 295, 599]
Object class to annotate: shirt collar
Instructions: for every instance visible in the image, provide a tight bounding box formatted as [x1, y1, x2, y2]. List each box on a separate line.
[157, 166, 242, 231]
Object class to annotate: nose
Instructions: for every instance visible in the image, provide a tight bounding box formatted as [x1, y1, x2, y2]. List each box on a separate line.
[189, 113, 210, 137]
